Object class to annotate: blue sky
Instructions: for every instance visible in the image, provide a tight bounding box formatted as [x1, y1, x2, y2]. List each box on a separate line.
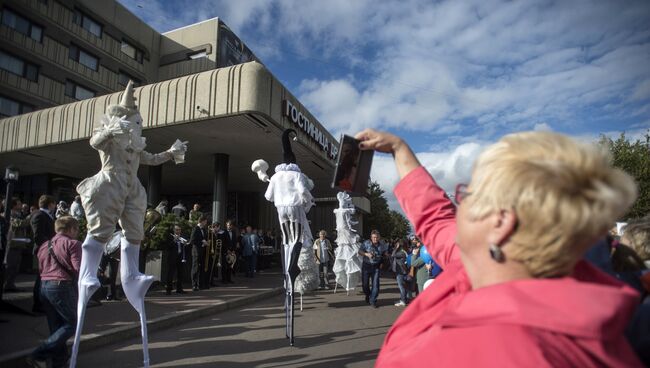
[119, 0, 650, 209]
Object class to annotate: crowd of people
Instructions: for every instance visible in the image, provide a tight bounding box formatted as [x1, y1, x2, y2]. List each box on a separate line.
[2, 128, 649, 367]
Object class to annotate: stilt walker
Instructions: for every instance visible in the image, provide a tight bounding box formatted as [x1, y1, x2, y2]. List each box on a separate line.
[70, 81, 188, 368]
[251, 129, 316, 346]
[332, 192, 363, 294]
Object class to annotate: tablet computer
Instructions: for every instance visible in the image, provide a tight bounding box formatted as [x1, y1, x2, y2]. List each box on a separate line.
[331, 134, 374, 195]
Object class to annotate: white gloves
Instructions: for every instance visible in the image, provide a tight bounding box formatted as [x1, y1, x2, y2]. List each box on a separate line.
[168, 139, 189, 164]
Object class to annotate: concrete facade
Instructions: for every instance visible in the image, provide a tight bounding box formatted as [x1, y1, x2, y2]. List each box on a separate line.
[0, 0, 369, 234]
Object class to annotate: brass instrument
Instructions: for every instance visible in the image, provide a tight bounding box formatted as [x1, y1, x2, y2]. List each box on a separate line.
[142, 208, 162, 249]
[171, 233, 189, 263]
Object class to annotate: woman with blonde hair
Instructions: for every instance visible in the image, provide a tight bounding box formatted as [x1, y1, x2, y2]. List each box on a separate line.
[355, 129, 642, 367]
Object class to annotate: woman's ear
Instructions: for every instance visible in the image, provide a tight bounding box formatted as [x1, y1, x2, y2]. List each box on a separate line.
[488, 209, 517, 246]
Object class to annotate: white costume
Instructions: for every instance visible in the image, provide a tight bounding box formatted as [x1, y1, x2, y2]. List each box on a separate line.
[251, 129, 317, 346]
[332, 192, 363, 292]
[70, 81, 187, 368]
[264, 164, 319, 294]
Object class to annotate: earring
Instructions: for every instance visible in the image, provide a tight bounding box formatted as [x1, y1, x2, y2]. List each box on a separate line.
[489, 244, 505, 263]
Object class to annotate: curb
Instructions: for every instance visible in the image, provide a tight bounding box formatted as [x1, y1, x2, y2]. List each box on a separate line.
[1, 287, 284, 368]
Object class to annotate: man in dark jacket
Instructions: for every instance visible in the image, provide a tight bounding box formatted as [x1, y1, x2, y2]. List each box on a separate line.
[220, 219, 238, 284]
[167, 225, 188, 295]
[30, 194, 56, 313]
[190, 216, 208, 291]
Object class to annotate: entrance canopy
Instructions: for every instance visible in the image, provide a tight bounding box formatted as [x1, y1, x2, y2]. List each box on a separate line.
[0, 62, 341, 199]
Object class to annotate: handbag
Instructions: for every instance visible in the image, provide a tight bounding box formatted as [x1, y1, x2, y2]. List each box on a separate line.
[47, 240, 78, 282]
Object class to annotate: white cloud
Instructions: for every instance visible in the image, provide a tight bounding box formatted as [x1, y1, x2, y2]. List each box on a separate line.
[371, 142, 485, 212]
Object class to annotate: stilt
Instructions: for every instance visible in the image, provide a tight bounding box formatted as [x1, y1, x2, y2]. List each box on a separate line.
[139, 303, 150, 368]
[70, 235, 105, 368]
[300, 293, 303, 312]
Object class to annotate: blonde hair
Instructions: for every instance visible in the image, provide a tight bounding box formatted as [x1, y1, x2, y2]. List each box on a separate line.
[319, 230, 327, 236]
[55, 216, 80, 233]
[622, 216, 650, 261]
[467, 131, 637, 277]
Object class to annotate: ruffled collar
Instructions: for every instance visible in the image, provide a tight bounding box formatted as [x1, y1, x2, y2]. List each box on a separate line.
[275, 163, 302, 173]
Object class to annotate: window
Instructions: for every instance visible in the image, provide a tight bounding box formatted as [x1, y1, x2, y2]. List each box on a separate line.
[1, 8, 43, 42]
[73, 9, 102, 38]
[121, 40, 144, 63]
[118, 70, 141, 87]
[69, 44, 98, 71]
[65, 80, 95, 100]
[0, 95, 33, 117]
[0, 50, 39, 81]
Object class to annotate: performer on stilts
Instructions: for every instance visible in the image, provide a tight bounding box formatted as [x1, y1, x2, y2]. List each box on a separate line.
[332, 192, 363, 294]
[70, 81, 188, 368]
[251, 129, 317, 346]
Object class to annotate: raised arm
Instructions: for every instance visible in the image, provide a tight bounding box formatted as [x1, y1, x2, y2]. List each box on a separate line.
[140, 150, 173, 166]
[356, 129, 459, 268]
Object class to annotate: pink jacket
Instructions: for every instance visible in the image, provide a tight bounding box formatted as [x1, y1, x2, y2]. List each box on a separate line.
[376, 166, 642, 367]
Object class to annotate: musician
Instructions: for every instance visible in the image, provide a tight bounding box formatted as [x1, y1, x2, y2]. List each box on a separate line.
[190, 215, 209, 291]
[208, 222, 224, 286]
[166, 225, 187, 295]
[221, 219, 239, 284]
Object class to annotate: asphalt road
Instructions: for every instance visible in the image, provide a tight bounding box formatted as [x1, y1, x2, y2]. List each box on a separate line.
[76, 275, 405, 368]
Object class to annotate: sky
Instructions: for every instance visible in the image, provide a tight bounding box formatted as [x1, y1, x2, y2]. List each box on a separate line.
[118, 0, 650, 211]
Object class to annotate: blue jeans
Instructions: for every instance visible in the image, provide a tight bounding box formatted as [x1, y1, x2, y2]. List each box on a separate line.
[362, 263, 380, 305]
[32, 280, 78, 367]
[396, 274, 411, 303]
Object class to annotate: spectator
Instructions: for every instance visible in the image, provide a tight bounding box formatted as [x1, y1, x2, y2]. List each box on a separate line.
[5, 197, 29, 292]
[70, 196, 84, 220]
[358, 230, 389, 308]
[30, 195, 56, 313]
[220, 219, 238, 284]
[28, 216, 81, 368]
[313, 230, 334, 289]
[357, 129, 642, 367]
[241, 225, 259, 278]
[55, 201, 69, 219]
[171, 201, 187, 218]
[188, 203, 202, 223]
[155, 200, 168, 216]
[391, 239, 410, 306]
[167, 225, 188, 295]
[189, 215, 208, 291]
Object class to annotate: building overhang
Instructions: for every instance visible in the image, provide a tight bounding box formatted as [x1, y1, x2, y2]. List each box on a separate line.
[0, 62, 340, 197]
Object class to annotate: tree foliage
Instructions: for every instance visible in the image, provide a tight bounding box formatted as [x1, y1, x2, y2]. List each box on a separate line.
[598, 131, 650, 219]
[363, 181, 412, 240]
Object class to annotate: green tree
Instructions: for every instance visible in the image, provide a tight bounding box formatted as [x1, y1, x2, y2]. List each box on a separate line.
[598, 131, 650, 219]
[363, 181, 412, 240]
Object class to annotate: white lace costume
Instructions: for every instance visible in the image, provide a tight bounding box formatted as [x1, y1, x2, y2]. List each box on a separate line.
[332, 192, 363, 291]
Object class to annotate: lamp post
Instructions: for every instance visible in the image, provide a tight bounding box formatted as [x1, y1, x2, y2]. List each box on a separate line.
[0, 166, 19, 305]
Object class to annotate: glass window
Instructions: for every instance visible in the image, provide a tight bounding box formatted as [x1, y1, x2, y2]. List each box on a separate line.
[119, 70, 140, 87]
[30, 24, 42, 41]
[25, 63, 38, 81]
[1, 8, 43, 42]
[65, 80, 95, 100]
[0, 50, 38, 81]
[75, 85, 95, 100]
[0, 50, 24, 75]
[78, 49, 98, 70]
[0, 96, 20, 117]
[73, 9, 102, 38]
[121, 40, 144, 63]
[69, 44, 98, 71]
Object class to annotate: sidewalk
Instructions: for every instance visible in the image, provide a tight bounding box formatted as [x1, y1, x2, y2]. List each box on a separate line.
[0, 267, 284, 367]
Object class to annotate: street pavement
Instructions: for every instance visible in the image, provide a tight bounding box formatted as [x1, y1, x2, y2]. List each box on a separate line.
[76, 274, 404, 368]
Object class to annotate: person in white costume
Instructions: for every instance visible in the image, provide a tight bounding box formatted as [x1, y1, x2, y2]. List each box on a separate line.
[332, 192, 363, 294]
[70, 81, 187, 368]
[251, 129, 318, 346]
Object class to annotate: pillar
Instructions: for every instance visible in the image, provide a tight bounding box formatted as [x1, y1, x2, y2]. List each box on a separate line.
[147, 165, 162, 208]
[212, 153, 229, 225]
